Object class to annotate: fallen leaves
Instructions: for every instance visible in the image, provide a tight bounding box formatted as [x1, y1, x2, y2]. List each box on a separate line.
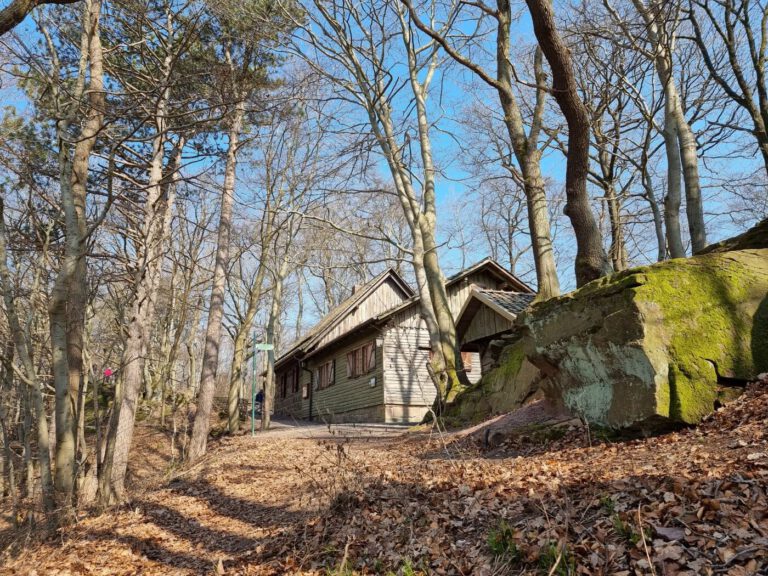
[1, 381, 767, 575]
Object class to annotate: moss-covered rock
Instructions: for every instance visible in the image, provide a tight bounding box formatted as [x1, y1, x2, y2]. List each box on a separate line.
[698, 218, 768, 253]
[518, 249, 768, 429]
[444, 340, 541, 425]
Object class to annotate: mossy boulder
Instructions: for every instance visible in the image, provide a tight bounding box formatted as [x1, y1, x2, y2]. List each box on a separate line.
[698, 218, 768, 253]
[517, 249, 768, 429]
[444, 340, 541, 425]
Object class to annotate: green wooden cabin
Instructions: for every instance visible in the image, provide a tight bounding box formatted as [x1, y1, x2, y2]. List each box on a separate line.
[273, 259, 534, 423]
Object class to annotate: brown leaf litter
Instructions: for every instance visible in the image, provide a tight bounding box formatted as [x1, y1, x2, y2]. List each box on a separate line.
[2, 382, 767, 575]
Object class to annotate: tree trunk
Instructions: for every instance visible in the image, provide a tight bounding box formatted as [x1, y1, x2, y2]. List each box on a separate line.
[525, 0, 612, 286]
[99, 134, 183, 504]
[48, 0, 104, 517]
[402, 0, 561, 299]
[400, 14, 470, 399]
[227, 261, 267, 434]
[0, 201, 54, 514]
[604, 182, 627, 271]
[419, 226, 466, 401]
[188, 101, 244, 461]
[497, 4, 560, 299]
[662, 92, 686, 258]
[630, 0, 704, 256]
[676, 114, 706, 252]
[262, 260, 289, 432]
[0, 0, 81, 37]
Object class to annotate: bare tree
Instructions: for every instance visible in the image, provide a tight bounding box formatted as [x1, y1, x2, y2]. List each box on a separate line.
[189, 0, 287, 461]
[99, 0, 208, 502]
[525, 0, 613, 286]
[688, 0, 768, 178]
[401, 0, 561, 298]
[39, 0, 105, 516]
[601, 0, 709, 255]
[282, 0, 471, 401]
[0, 199, 54, 513]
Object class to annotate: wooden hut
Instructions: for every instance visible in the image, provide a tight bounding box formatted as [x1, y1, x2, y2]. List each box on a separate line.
[273, 259, 534, 423]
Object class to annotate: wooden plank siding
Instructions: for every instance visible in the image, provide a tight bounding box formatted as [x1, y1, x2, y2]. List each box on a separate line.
[379, 270, 493, 423]
[446, 269, 508, 317]
[274, 264, 519, 424]
[273, 327, 386, 423]
[462, 304, 516, 344]
[313, 279, 409, 350]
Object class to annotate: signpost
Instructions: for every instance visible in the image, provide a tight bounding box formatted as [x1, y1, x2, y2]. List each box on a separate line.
[251, 337, 274, 436]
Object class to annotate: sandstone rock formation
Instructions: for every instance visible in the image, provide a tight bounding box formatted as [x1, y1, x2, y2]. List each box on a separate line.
[447, 248, 768, 430]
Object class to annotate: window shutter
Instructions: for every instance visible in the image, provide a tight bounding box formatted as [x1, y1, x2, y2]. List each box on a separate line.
[314, 368, 320, 390]
[330, 359, 335, 385]
[346, 351, 355, 378]
[367, 342, 376, 371]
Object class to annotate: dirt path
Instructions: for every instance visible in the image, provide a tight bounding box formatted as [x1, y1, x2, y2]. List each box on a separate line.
[1, 424, 417, 575]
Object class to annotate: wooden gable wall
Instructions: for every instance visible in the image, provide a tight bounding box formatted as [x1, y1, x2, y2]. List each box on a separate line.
[314, 277, 410, 351]
[462, 304, 516, 344]
[446, 269, 509, 317]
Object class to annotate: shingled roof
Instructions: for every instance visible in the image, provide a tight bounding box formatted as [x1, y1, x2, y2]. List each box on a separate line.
[454, 286, 536, 342]
[475, 289, 536, 318]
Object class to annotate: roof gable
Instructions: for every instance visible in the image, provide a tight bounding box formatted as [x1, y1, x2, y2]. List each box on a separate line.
[276, 268, 413, 366]
[455, 287, 535, 340]
[276, 258, 533, 366]
[446, 258, 534, 293]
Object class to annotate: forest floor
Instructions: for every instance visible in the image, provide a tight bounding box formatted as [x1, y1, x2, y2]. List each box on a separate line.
[1, 383, 768, 576]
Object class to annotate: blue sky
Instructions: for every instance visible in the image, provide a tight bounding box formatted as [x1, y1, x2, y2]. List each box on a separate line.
[2, 0, 765, 308]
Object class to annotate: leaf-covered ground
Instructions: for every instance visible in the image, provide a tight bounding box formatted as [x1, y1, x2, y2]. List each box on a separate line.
[2, 382, 768, 575]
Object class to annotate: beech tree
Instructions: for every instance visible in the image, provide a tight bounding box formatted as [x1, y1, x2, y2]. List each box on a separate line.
[283, 0, 472, 403]
[189, 0, 293, 462]
[525, 0, 613, 286]
[688, 0, 768, 177]
[401, 0, 562, 299]
[40, 0, 105, 517]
